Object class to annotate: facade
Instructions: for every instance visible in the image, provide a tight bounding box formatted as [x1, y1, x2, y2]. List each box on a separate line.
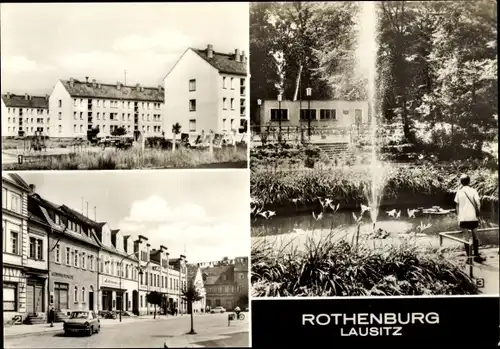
[186, 264, 206, 314]
[257, 99, 370, 129]
[2, 174, 32, 323]
[163, 44, 249, 140]
[48, 78, 164, 139]
[1, 93, 50, 137]
[200, 256, 249, 311]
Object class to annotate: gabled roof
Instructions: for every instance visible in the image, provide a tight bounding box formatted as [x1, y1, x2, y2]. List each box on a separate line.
[59, 204, 106, 230]
[2, 173, 31, 192]
[202, 265, 234, 285]
[2, 94, 49, 109]
[60, 79, 164, 102]
[187, 264, 200, 283]
[111, 229, 120, 236]
[191, 48, 247, 76]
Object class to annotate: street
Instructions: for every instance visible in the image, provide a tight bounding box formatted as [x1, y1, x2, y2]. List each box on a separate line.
[3, 313, 249, 348]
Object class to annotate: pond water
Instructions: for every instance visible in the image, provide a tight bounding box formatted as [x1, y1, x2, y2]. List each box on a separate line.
[252, 206, 499, 251]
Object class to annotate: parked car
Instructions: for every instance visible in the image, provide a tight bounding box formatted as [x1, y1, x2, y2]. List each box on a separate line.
[64, 311, 100, 336]
[210, 306, 226, 314]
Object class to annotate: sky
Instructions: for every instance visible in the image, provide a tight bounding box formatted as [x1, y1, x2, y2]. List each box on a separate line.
[17, 170, 250, 264]
[0, 2, 249, 95]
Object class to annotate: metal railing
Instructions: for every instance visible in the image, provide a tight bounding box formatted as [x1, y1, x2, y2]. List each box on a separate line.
[438, 227, 499, 278]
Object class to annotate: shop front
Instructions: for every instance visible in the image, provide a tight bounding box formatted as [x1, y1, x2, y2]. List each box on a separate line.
[25, 269, 48, 314]
[99, 275, 135, 312]
[3, 265, 27, 323]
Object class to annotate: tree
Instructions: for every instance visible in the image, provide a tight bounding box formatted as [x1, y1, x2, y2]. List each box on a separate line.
[238, 294, 249, 308]
[171, 123, 181, 152]
[146, 291, 162, 319]
[181, 282, 204, 335]
[87, 126, 100, 143]
[111, 126, 127, 136]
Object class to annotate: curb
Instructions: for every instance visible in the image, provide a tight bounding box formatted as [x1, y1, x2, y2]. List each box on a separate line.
[4, 316, 176, 339]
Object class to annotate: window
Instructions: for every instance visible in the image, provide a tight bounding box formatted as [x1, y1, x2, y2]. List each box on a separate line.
[319, 109, 336, 120]
[58, 100, 62, 107]
[54, 283, 69, 310]
[300, 109, 317, 121]
[223, 119, 227, 131]
[270, 109, 289, 121]
[74, 112, 77, 120]
[82, 287, 85, 303]
[103, 113, 106, 121]
[74, 125, 77, 132]
[66, 247, 70, 265]
[3, 283, 17, 311]
[189, 79, 196, 91]
[122, 113, 125, 121]
[189, 99, 196, 112]
[29, 237, 43, 260]
[230, 98, 235, 110]
[58, 112, 62, 120]
[230, 77, 235, 89]
[73, 99, 77, 106]
[55, 244, 60, 263]
[223, 77, 227, 89]
[140, 295, 143, 307]
[90, 256, 94, 271]
[80, 125, 83, 133]
[2, 188, 6, 208]
[223, 98, 227, 110]
[82, 253, 86, 269]
[10, 231, 19, 255]
[80, 112, 83, 120]
[189, 119, 196, 132]
[10, 193, 20, 213]
[74, 286, 78, 303]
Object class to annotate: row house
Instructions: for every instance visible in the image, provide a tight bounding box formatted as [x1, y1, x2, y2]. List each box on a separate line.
[200, 256, 249, 311]
[163, 44, 248, 140]
[1, 93, 50, 137]
[186, 264, 206, 314]
[48, 77, 164, 139]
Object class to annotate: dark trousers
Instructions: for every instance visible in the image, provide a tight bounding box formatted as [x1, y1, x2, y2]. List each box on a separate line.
[463, 230, 480, 258]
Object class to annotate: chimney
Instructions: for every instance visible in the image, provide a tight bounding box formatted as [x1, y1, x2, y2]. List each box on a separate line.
[70, 78, 75, 88]
[97, 83, 101, 89]
[6, 92, 11, 99]
[158, 85, 162, 92]
[92, 79, 97, 88]
[25, 93, 29, 100]
[29, 184, 36, 193]
[45, 94, 49, 101]
[140, 86, 144, 92]
[117, 82, 122, 90]
[207, 44, 214, 59]
[136, 83, 141, 91]
[85, 76, 89, 83]
[241, 50, 246, 64]
[234, 49, 241, 62]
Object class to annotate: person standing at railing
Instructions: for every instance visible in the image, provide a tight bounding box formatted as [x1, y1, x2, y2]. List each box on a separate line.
[454, 174, 486, 264]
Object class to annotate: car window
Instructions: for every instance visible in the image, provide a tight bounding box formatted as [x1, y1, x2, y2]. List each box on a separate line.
[71, 312, 89, 319]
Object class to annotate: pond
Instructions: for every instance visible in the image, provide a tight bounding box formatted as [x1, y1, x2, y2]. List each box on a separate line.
[252, 205, 499, 250]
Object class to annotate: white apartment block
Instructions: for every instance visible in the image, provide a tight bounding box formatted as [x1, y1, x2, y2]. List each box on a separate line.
[163, 44, 249, 139]
[1, 93, 50, 137]
[48, 78, 164, 139]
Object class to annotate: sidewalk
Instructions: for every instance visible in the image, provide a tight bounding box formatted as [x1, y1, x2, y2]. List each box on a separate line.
[164, 317, 249, 348]
[3, 314, 187, 339]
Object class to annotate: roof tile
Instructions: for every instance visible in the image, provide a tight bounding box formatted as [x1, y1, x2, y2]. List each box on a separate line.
[192, 48, 247, 76]
[2, 94, 49, 109]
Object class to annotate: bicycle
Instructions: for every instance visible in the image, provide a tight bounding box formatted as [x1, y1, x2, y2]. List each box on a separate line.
[233, 312, 245, 320]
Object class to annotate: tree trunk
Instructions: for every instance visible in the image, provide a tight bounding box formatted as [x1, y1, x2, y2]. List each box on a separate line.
[154, 304, 156, 319]
[293, 64, 303, 102]
[172, 133, 176, 152]
[190, 303, 194, 333]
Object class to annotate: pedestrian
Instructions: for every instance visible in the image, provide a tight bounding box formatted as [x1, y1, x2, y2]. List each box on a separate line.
[454, 174, 486, 264]
[49, 306, 55, 327]
[234, 306, 241, 319]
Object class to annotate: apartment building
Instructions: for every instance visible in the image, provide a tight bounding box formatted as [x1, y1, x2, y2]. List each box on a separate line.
[1, 93, 50, 137]
[257, 99, 369, 129]
[48, 77, 164, 139]
[2, 174, 31, 323]
[163, 44, 248, 139]
[200, 256, 249, 311]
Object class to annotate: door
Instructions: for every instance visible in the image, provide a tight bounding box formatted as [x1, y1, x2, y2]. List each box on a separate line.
[125, 292, 129, 311]
[26, 283, 35, 314]
[35, 283, 44, 313]
[89, 291, 94, 311]
[54, 283, 69, 311]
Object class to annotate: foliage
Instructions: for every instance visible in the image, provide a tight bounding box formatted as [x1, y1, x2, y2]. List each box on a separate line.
[238, 294, 249, 308]
[111, 126, 127, 137]
[172, 123, 182, 135]
[252, 228, 479, 297]
[251, 162, 498, 206]
[146, 137, 172, 150]
[146, 291, 162, 319]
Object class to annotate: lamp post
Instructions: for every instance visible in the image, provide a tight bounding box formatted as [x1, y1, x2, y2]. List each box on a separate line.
[306, 87, 312, 140]
[119, 251, 139, 322]
[277, 94, 282, 142]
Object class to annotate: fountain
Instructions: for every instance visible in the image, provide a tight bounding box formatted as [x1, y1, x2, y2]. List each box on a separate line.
[354, 1, 386, 229]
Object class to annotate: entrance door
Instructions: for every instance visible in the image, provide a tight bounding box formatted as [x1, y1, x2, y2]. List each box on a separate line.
[26, 280, 44, 314]
[26, 283, 34, 314]
[89, 291, 94, 311]
[132, 290, 138, 314]
[54, 283, 69, 311]
[125, 292, 129, 311]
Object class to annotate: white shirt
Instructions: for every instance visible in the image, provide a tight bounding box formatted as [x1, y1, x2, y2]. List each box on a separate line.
[454, 186, 481, 222]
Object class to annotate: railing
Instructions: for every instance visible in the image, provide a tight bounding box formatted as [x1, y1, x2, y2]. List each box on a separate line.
[438, 227, 499, 278]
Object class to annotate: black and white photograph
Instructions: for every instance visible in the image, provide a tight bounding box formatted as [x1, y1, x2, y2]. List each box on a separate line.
[1, 3, 249, 170]
[2, 171, 250, 348]
[249, 1, 498, 297]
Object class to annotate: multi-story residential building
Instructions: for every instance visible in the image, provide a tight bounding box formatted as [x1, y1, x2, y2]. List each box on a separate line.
[28, 191, 101, 321]
[256, 99, 369, 130]
[1, 93, 50, 137]
[168, 256, 188, 314]
[48, 77, 164, 139]
[3, 174, 32, 323]
[186, 264, 206, 314]
[163, 44, 248, 140]
[200, 256, 249, 311]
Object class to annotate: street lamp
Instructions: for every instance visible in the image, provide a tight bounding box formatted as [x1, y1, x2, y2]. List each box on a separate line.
[277, 94, 282, 141]
[306, 87, 312, 139]
[119, 251, 139, 322]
